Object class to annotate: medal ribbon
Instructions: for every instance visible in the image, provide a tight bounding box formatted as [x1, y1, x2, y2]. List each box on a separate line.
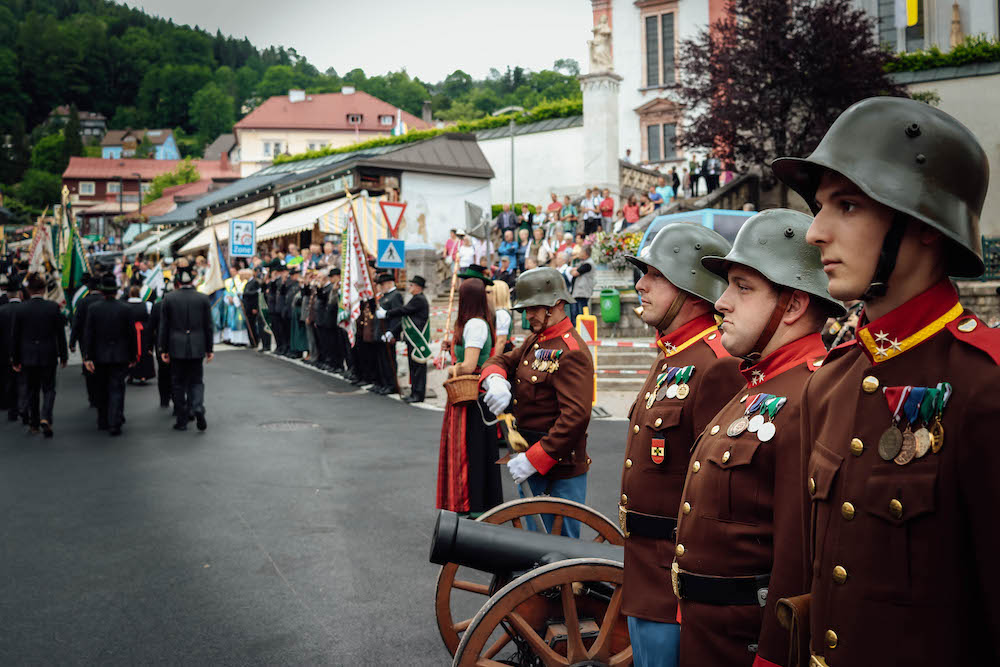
[665, 366, 681, 384]
[764, 396, 787, 419]
[919, 388, 939, 423]
[747, 393, 768, 414]
[653, 372, 669, 394]
[882, 385, 911, 424]
[675, 366, 694, 383]
[934, 382, 953, 416]
[903, 387, 926, 425]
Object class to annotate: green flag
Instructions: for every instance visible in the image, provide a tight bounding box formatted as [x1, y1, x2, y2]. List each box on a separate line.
[401, 316, 432, 364]
[258, 291, 273, 336]
[61, 233, 86, 294]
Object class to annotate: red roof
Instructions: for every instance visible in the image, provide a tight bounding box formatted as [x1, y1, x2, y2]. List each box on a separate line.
[63, 157, 239, 181]
[130, 181, 215, 219]
[234, 90, 430, 132]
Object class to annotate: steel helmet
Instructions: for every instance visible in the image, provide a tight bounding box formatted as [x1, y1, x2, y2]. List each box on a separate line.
[513, 267, 572, 311]
[702, 209, 846, 317]
[625, 222, 732, 304]
[771, 96, 989, 278]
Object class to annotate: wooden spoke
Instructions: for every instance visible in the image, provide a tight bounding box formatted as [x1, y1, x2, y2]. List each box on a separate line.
[559, 583, 587, 662]
[511, 517, 523, 530]
[454, 580, 491, 595]
[550, 514, 564, 536]
[587, 583, 625, 661]
[475, 659, 512, 667]
[481, 630, 513, 659]
[506, 611, 568, 666]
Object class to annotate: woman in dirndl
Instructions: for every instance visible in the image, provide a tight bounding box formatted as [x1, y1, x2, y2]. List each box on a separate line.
[436, 279, 502, 517]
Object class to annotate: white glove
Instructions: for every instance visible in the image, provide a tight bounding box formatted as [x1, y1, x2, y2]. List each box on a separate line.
[507, 452, 537, 485]
[375, 307, 387, 319]
[381, 332, 394, 343]
[483, 374, 512, 415]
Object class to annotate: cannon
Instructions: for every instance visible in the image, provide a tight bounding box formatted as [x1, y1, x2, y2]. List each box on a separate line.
[430, 498, 632, 666]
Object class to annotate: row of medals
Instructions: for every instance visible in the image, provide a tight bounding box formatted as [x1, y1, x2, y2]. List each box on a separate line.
[645, 379, 690, 409]
[878, 419, 945, 465]
[727, 411, 778, 443]
[531, 357, 560, 372]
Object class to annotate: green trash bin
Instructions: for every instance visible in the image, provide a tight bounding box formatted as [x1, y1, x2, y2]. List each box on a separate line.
[600, 289, 621, 324]
[521, 309, 529, 331]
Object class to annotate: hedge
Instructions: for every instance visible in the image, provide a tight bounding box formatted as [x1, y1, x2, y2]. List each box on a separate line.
[886, 34, 1000, 72]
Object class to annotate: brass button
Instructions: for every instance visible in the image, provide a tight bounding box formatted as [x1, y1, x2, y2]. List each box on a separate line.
[654, 417, 662, 427]
[523, 360, 528, 366]
[675, 543, 685, 557]
[710, 425, 720, 435]
[862, 376, 879, 393]
[825, 629, 838, 649]
[812, 359, 824, 367]
[645, 391, 651, 400]
[586, 457, 591, 465]
[722, 451, 731, 463]
[832, 565, 848, 584]
[531, 375, 537, 382]
[957, 317, 978, 332]
[849, 438, 864, 456]
[708, 333, 717, 340]
[841, 502, 855, 520]
[633, 425, 640, 434]
[692, 461, 701, 473]
[621, 494, 628, 505]
[563, 333, 570, 338]
[889, 498, 903, 519]
[682, 501, 691, 514]
[808, 477, 816, 494]
[533, 343, 539, 349]
[740, 394, 748, 403]
[625, 458, 633, 469]
[513, 399, 518, 406]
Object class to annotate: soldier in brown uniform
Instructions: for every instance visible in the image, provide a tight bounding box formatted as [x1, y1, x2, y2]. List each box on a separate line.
[772, 97, 999, 666]
[672, 210, 846, 667]
[619, 223, 744, 666]
[481, 267, 594, 538]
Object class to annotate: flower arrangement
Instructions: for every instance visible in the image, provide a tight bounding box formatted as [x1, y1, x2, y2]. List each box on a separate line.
[593, 231, 644, 271]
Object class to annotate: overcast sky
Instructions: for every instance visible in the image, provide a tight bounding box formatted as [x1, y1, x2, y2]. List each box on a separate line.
[126, 0, 592, 82]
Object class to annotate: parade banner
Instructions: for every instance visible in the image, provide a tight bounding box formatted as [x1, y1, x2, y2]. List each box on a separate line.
[142, 263, 165, 301]
[339, 194, 375, 346]
[200, 227, 231, 306]
[258, 291, 273, 336]
[401, 316, 432, 364]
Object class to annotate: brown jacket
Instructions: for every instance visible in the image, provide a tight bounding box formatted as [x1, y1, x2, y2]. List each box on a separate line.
[674, 333, 826, 667]
[620, 314, 743, 622]
[481, 317, 593, 479]
[802, 279, 1000, 666]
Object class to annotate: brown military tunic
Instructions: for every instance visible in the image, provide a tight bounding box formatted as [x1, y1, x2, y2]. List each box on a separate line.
[480, 317, 593, 478]
[674, 333, 827, 667]
[802, 279, 1000, 666]
[620, 313, 743, 623]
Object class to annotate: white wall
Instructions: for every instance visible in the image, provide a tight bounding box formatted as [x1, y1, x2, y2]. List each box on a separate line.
[476, 126, 585, 207]
[908, 73, 1000, 236]
[400, 171, 492, 248]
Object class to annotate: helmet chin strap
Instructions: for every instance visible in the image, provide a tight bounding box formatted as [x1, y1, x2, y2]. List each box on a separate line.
[742, 289, 793, 364]
[862, 213, 908, 300]
[533, 305, 554, 334]
[655, 293, 687, 334]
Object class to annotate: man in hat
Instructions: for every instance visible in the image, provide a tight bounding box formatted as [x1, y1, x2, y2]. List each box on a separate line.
[378, 275, 430, 403]
[371, 273, 404, 395]
[457, 264, 494, 286]
[10, 273, 68, 436]
[619, 224, 745, 667]
[70, 272, 104, 407]
[159, 265, 213, 432]
[0, 273, 9, 307]
[671, 210, 844, 667]
[480, 267, 594, 538]
[242, 264, 264, 351]
[271, 261, 291, 356]
[0, 275, 20, 419]
[148, 282, 174, 409]
[83, 274, 137, 436]
[772, 97, 1000, 666]
[325, 268, 347, 374]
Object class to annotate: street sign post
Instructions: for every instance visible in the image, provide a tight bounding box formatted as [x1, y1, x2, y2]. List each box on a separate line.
[376, 238, 406, 269]
[229, 219, 256, 257]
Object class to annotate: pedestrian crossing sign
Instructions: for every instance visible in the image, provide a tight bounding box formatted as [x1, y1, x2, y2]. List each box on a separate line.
[376, 238, 406, 268]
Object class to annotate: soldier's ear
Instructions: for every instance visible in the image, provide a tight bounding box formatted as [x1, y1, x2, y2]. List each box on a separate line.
[783, 290, 813, 326]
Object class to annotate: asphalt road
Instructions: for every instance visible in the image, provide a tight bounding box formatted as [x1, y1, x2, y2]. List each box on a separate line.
[0, 350, 629, 666]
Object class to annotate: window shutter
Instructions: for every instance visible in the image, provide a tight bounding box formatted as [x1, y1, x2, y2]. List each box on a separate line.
[647, 124, 661, 162]
[645, 16, 660, 87]
[661, 13, 675, 84]
[662, 123, 677, 160]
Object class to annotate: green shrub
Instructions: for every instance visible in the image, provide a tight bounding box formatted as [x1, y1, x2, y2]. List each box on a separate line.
[490, 203, 538, 217]
[886, 34, 1000, 72]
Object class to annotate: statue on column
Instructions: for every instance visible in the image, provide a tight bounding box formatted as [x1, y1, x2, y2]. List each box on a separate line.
[589, 15, 613, 73]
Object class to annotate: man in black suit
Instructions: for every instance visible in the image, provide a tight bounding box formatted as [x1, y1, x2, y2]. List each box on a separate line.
[379, 275, 430, 403]
[371, 273, 403, 395]
[242, 267, 264, 351]
[148, 284, 173, 409]
[158, 267, 213, 432]
[0, 275, 18, 418]
[83, 274, 137, 436]
[70, 273, 104, 408]
[0, 273, 9, 307]
[273, 264, 291, 355]
[10, 273, 68, 436]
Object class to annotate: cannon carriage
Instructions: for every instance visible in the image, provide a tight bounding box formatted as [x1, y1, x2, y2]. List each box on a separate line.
[429, 497, 632, 666]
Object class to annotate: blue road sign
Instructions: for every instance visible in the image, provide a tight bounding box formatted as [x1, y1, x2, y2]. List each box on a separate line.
[376, 239, 406, 269]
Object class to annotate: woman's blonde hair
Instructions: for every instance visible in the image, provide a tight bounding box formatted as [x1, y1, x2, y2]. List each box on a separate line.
[491, 280, 512, 310]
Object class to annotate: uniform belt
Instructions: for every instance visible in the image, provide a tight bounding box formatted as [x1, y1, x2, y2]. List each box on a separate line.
[809, 655, 830, 667]
[670, 563, 769, 607]
[617, 505, 676, 540]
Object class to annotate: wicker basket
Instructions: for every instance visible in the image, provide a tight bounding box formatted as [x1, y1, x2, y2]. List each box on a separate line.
[443, 374, 481, 406]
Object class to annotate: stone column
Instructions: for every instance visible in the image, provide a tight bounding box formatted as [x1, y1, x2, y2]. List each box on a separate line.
[578, 72, 624, 197]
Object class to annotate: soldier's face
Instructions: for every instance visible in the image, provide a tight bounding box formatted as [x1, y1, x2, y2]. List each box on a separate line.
[715, 266, 778, 357]
[524, 305, 552, 333]
[809, 171, 893, 301]
[635, 266, 680, 329]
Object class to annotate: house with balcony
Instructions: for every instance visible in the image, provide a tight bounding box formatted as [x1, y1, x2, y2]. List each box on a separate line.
[101, 129, 180, 160]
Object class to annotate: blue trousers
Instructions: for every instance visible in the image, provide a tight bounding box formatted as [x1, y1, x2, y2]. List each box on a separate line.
[627, 616, 680, 667]
[517, 472, 587, 538]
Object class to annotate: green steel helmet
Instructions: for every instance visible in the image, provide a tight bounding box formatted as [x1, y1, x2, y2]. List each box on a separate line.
[512, 267, 572, 311]
[625, 222, 732, 304]
[702, 209, 846, 317]
[771, 96, 989, 278]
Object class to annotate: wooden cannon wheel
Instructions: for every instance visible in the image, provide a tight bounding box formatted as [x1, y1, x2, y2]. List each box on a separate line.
[435, 497, 625, 656]
[452, 557, 631, 667]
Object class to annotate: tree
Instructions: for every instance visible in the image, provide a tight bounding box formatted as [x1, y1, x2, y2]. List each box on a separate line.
[143, 158, 200, 203]
[255, 65, 298, 98]
[63, 104, 84, 161]
[674, 0, 906, 199]
[189, 82, 235, 145]
[31, 133, 68, 174]
[134, 134, 154, 159]
[15, 169, 62, 208]
[553, 58, 580, 76]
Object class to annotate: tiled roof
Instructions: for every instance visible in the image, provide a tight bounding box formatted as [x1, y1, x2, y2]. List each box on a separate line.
[474, 115, 583, 140]
[100, 128, 174, 147]
[129, 181, 215, 219]
[148, 172, 293, 226]
[63, 157, 239, 181]
[203, 133, 237, 160]
[889, 60, 1000, 84]
[234, 91, 431, 132]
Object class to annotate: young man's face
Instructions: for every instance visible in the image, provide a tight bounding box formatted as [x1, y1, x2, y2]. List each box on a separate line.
[635, 266, 681, 330]
[808, 171, 893, 301]
[715, 265, 779, 358]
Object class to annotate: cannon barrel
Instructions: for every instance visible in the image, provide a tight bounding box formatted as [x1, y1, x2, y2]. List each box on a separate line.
[430, 510, 623, 574]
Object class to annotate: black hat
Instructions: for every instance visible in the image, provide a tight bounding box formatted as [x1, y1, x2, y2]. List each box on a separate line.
[457, 264, 493, 285]
[329, 268, 341, 277]
[98, 273, 118, 294]
[288, 266, 300, 276]
[376, 272, 395, 284]
[409, 275, 426, 288]
[177, 268, 194, 285]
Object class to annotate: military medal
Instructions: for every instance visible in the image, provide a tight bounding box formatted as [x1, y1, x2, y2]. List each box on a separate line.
[913, 428, 932, 458]
[665, 384, 679, 399]
[894, 428, 917, 465]
[676, 384, 690, 399]
[756, 396, 786, 443]
[930, 419, 945, 453]
[673, 366, 694, 400]
[656, 384, 671, 401]
[651, 437, 665, 464]
[757, 421, 776, 442]
[648, 371, 673, 408]
[879, 385, 910, 461]
[744, 394, 768, 433]
[727, 416, 749, 437]
[930, 382, 952, 454]
[646, 391, 656, 409]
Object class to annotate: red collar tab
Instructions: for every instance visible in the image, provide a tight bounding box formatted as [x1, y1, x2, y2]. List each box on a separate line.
[656, 313, 718, 352]
[538, 317, 574, 342]
[856, 279, 963, 364]
[740, 333, 826, 387]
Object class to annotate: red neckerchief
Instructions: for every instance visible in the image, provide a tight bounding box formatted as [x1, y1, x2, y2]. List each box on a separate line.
[740, 333, 826, 387]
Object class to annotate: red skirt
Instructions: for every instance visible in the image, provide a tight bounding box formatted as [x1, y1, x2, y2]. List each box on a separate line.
[436, 402, 471, 512]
